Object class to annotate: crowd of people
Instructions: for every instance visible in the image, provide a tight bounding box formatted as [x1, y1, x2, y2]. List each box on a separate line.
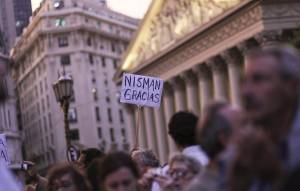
[1, 44, 300, 191]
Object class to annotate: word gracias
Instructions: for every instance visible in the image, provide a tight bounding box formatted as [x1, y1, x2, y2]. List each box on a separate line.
[120, 73, 164, 108]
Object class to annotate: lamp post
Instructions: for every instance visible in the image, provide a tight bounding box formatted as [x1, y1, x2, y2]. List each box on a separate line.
[52, 74, 75, 160]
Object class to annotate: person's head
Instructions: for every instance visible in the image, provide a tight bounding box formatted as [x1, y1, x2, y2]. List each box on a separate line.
[168, 154, 201, 188]
[198, 102, 244, 160]
[97, 152, 140, 191]
[77, 148, 104, 169]
[131, 149, 160, 175]
[168, 111, 198, 149]
[242, 45, 300, 124]
[47, 163, 91, 191]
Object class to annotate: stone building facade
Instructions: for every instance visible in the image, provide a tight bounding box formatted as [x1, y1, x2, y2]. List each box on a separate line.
[11, 0, 139, 170]
[0, 53, 22, 165]
[116, 0, 300, 163]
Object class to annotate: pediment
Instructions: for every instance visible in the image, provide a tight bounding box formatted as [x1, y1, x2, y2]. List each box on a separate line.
[121, 0, 244, 71]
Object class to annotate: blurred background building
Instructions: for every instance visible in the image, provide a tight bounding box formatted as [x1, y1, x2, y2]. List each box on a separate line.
[0, 0, 26, 166]
[11, 0, 139, 171]
[116, 0, 300, 163]
[14, 0, 33, 36]
[0, 52, 22, 166]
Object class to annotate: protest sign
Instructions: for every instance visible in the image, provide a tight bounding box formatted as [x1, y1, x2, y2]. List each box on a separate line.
[120, 73, 164, 108]
[0, 134, 10, 165]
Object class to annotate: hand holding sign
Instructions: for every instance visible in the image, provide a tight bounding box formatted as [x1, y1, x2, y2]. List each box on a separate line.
[120, 73, 164, 149]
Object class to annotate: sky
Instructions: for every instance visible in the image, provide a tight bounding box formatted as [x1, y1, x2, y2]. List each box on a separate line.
[31, 0, 152, 19]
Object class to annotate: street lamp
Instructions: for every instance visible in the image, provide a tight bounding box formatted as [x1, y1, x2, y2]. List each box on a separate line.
[52, 74, 74, 160]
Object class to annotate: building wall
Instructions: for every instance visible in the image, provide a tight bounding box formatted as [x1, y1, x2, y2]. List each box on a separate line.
[11, 0, 138, 169]
[0, 53, 22, 165]
[118, 0, 300, 163]
[0, 0, 17, 53]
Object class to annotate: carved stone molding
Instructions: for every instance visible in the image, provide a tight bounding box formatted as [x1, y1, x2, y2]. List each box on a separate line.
[207, 56, 226, 73]
[141, 2, 262, 77]
[192, 64, 211, 80]
[255, 30, 283, 47]
[221, 48, 243, 66]
[180, 70, 197, 85]
[169, 76, 185, 91]
[237, 38, 259, 55]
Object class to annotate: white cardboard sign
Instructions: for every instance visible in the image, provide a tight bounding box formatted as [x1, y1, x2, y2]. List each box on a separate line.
[120, 73, 164, 108]
[0, 134, 10, 165]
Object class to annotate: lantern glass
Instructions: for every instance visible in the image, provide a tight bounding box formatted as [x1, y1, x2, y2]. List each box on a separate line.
[52, 75, 73, 103]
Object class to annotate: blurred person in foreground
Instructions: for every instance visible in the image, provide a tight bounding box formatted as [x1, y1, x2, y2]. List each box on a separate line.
[242, 45, 300, 171]
[95, 152, 140, 191]
[47, 163, 91, 191]
[168, 111, 208, 166]
[23, 161, 47, 191]
[186, 102, 245, 191]
[229, 128, 282, 191]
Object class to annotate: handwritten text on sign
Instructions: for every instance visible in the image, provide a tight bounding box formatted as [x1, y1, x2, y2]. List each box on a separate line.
[0, 134, 10, 165]
[120, 73, 164, 108]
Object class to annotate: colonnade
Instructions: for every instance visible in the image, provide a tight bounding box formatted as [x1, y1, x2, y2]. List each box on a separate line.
[124, 32, 281, 163]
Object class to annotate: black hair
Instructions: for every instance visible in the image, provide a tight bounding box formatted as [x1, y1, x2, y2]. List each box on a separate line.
[168, 111, 198, 147]
[81, 148, 105, 168]
[198, 102, 232, 159]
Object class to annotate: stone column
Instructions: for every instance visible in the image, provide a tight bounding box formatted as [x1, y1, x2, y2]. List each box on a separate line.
[208, 57, 228, 102]
[193, 64, 213, 113]
[221, 48, 243, 107]
[181, 70, 199, 114]
[153, 106, 169, 163]
[162, 82, 177, 153]
[170, 77, 187, 112]
[124, 105, 136, 149]
[143, 108, 159, 155]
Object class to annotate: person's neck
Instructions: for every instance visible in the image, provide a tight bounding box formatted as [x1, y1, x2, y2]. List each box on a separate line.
[258, 101, 298, 142]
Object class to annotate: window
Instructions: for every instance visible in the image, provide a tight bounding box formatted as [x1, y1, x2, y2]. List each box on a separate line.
[119, 110, 124, 123]
[70, 129, 80, 140]
[70, 89, 75, 102]
[102, 57, 106, 67]
[89, 54, 94, 64]
[87, 37, 92, 46]
[95, 107, 101, 122]
[98, 127, 102, 139]
[55, 18, 66, 27]
[108, 108, 112, 123]
[111, 43, 115, 52]
[121, 128, 126, 138]
[53, 0, 64, 9]
[68, 108, 77, 123]
[113, 60, 117, 69]
[97, 21, 101, 28]
[91, 70, 96, 83]
[106, 96, 110, 103]
[110, 128, 115, 142]
[58, 36, 68, 47]
[92, 88, 98, 101]
[61, 55, 70, 66]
